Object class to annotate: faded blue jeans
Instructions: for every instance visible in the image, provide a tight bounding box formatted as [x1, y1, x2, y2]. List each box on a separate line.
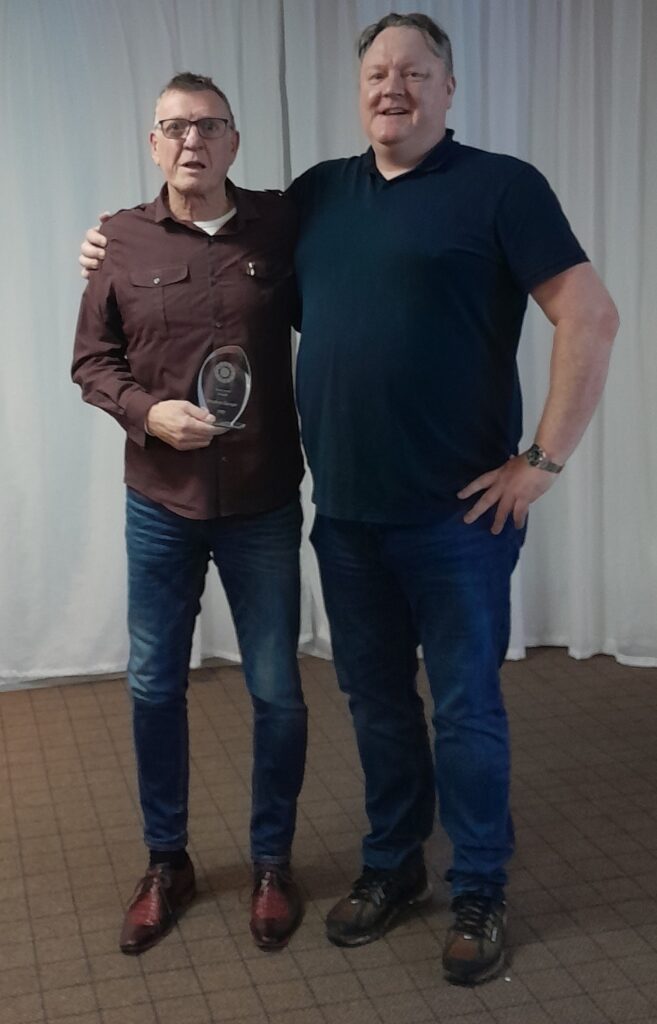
[311, 509, 525, 898]
[125, 488, 307, 864]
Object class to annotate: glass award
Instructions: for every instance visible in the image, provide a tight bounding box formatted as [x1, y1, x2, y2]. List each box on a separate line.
[197, 345, 252, 434]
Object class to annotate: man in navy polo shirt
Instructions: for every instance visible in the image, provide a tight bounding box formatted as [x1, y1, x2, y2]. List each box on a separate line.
[288, 12, 618, 984]
[79, 12, 618, 985]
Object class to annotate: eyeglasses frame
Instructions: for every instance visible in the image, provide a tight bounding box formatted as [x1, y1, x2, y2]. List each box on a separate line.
[154, 117, 234, 140]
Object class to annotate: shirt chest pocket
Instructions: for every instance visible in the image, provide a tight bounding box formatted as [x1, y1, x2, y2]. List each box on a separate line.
[243, 258, 291, 286]
[128, 265, 192, 336]
[239, 258, 295, 323]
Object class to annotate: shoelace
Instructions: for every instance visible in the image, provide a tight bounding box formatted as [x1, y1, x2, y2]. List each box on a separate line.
[253, 868, 291, 918]
[452, 894, 501, 939]
[128, 868, 171, 928]
[254, 866, 292, 887]
[350, 868, 400, 907]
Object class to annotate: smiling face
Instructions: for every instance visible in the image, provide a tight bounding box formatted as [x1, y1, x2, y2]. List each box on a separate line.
[149, 88, 239, 217]
[359, 26, 455, 173]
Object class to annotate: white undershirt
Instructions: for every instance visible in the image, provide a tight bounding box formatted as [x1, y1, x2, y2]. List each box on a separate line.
[193, 208, 237, 235]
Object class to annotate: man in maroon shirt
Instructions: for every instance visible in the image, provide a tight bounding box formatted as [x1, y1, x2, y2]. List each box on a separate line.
[73, 73, 306, 955]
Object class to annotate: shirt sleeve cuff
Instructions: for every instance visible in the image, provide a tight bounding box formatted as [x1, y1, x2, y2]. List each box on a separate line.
[123, 391, 158, 448]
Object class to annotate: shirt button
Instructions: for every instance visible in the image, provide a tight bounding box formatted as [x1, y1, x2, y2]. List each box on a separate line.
[153, 276, 160, 285]
[221, 456, 227, 463]
[214, 322, 223, 329]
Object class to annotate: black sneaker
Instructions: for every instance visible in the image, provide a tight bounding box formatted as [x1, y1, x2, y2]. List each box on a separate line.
[325, 859, 431, 947]
[442, 892, 506, 984]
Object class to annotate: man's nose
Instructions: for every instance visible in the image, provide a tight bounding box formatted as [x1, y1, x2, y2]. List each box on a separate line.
[183, 125, 203, 146]
[382, 70, 404, 95]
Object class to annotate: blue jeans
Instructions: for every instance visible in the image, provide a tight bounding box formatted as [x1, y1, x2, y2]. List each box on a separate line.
[125, 488, 307, 863]
[311, 510, 525, 898]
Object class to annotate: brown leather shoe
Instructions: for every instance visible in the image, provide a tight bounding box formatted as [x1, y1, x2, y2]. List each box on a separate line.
[250, 863, 303, 951]
[119, 859, 196, 955]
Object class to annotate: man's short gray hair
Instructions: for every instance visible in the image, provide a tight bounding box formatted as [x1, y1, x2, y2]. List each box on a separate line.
[156, 72, 235, 127]
[357, 12, 453, 77]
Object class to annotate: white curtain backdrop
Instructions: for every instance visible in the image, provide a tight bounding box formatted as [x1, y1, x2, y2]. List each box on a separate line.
[1, 0, 656, 689]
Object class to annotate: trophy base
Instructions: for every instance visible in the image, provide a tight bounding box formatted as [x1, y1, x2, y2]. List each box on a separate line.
[208, 421, 246, 435]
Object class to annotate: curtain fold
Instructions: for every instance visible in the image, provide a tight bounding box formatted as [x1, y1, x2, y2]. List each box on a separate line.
[1, 0, 655, 687]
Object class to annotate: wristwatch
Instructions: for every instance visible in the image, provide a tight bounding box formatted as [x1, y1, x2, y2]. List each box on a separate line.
[525, 443, 563, 473]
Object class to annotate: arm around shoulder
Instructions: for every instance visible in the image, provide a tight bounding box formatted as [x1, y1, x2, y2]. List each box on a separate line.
[78, 212, 112, 277]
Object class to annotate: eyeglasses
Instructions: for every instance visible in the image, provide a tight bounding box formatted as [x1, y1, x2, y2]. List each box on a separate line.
[155, 117, 233, 140]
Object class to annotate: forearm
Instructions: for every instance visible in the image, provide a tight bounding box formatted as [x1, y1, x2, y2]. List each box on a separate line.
[459, 314, 616, 534]
[72, 282, 155, 446]
[533, 311, 617, 465]
[459, 263, 618, 533]
[72, 354, 156, 443]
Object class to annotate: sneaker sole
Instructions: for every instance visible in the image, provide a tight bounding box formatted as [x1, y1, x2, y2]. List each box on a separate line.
[326, 883, 433, 948]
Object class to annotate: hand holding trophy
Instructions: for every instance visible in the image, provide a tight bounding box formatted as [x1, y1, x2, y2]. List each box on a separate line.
[197, 346, 252, 434]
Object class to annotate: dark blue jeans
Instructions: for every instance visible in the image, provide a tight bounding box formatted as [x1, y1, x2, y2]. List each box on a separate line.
[311, 510, 525, 898]
[125, 488, 307, 863]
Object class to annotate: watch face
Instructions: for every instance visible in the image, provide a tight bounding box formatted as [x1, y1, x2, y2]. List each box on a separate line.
[526, 444, 562, 473]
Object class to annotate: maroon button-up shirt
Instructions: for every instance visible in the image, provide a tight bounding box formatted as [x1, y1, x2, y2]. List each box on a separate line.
[72, 184, 304, 519]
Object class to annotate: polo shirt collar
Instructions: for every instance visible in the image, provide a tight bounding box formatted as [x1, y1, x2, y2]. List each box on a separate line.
[364, 128, 456, 179]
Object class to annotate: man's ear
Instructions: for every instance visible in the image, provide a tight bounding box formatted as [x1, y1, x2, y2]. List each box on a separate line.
[231, 129, 240, 161]
[445, 75, 456, 110]
[149, 130, 160, 166]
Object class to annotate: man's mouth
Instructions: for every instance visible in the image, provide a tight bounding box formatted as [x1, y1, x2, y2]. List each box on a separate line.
[379, 108, 409, 116]
[182, 160, 206, 170]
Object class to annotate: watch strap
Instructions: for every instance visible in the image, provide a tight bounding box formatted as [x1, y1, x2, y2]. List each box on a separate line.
[526, 443, 563, 474]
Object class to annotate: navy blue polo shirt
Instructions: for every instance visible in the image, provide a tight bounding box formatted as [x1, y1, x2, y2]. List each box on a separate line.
[288, 130, 587, 524]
